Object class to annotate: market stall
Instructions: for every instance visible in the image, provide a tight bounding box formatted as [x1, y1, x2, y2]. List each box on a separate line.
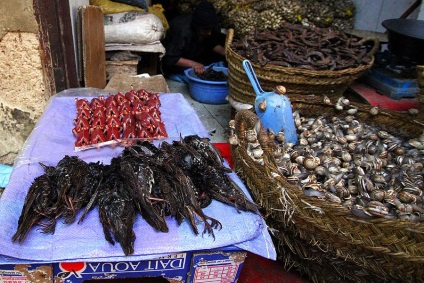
[0, 88, 276, 282]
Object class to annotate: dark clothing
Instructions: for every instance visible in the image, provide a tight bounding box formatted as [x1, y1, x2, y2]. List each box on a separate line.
[161, 13, 225, 77]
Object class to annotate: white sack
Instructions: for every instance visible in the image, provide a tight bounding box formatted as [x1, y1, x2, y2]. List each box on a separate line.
[104, 12, 165, 44]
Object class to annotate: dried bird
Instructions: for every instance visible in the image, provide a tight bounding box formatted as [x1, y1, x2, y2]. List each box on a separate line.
[12, 173, 58, 242]
[50, 156, 90, 224]
[97, 165, 137, 256]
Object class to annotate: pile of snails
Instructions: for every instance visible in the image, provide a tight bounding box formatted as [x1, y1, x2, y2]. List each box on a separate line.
[176, 0, 356, 37]
[230, 98, 424, 222]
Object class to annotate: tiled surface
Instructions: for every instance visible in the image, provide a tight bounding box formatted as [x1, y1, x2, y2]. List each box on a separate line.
[166, 79, 232, 143]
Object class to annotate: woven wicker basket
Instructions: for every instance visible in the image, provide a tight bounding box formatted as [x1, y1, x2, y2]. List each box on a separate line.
[417, 65, 424, 104]
[225, 28, 377, 104]
[232, 96, 424, 282]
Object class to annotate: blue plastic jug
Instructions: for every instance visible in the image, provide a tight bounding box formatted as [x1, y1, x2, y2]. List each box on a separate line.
[242, 60, 298, 144]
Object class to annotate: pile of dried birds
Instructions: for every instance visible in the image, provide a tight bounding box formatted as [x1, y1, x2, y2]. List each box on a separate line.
[12, 135, 257, 255]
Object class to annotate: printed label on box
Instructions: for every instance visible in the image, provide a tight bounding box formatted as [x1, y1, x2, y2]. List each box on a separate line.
[194, 263, 239, 283]
[54, 253, 188, 282]
[189, 251, 246, 283]
[0, 264, 52, 283]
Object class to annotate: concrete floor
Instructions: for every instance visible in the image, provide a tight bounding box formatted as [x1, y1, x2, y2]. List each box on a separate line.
[166, 79, 232, 143]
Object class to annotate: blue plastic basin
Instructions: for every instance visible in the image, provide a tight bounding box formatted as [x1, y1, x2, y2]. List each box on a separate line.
[184, 67, 229, 104]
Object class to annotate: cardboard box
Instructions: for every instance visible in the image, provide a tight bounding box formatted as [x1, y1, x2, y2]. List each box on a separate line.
[0, 263, 53, 283]
[50, 248, 245, 283]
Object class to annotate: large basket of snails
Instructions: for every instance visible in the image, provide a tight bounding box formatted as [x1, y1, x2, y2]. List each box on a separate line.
[230, 95, 424, 282]
[225, 24, 378, 105]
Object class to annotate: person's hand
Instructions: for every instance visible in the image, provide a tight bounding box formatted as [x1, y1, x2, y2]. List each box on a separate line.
[192, 64, 205, 74]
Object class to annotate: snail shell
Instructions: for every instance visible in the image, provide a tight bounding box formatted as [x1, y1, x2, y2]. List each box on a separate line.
[335, 103, 343, 111]
[366, 201, 389, 217]
[412, 162, 423, 170]
[347, 142, 357, 152]
[395, 156, 404, 165]
[341, 150, 352, 162]
[377, 130, 390, 139]
[369, 133, 379, 141]
[295, 155, 305, 165]
[402, 186, 422, 196]
[348, 185, 359, 195]
[371, 174, 386, 183]
[252, 147, 264, 159]
[338, 97, 350, 106]
[276, 131, 285, 143]
[370, 189, 385, 202]
[301, 129, 312, 138]
[323, 95, 331, 105]
[345, 115, 355, 123]
[367, 144, 378, 155]
[336, 136, 347, 145]
[342, 161, 351, 168]
[347, 108, 358, 115]
[268, 128, 276, 141]
[336, 186, 351, 199]
[258, 99, 267, 111]
[393, 146, 406, 156]
[384, 189, 397, 201]
[325, 192, 342, 203]
[299, 138, 309, 146]
[276, 85, 286, 95]
[345, 134, 358, 142]
[370, 106, 379, 115]
[290, 150, 300, 160]
[287, 175, 300, 184]
[245, 130, 257, 143]
[228, 134, 239, 145]
[315, 165, 326, 176]
[408, 139, 424, 149]
[408, 108, 419, 115]
[396, 203, 414, 214]
[303, 156, 320, 170]
[379, 150, 389, 159]
[397, 191, 417, 204]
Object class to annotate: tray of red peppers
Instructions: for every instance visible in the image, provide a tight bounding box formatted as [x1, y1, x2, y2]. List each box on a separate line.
[73, 88, 168, 151]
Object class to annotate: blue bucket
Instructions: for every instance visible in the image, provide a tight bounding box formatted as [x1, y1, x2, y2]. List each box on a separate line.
[184, 67, 229, 104]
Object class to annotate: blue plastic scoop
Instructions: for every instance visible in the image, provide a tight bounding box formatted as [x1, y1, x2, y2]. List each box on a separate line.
[242, 60, 298, 144]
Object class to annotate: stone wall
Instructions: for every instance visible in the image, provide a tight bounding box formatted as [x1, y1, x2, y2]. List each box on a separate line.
[0, 0, 49, 165]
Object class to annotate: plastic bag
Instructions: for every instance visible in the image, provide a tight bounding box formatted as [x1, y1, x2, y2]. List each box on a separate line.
[148, 4, 169, 31]
[104, 12, 165, 44]
[90, 0, 145, 14]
